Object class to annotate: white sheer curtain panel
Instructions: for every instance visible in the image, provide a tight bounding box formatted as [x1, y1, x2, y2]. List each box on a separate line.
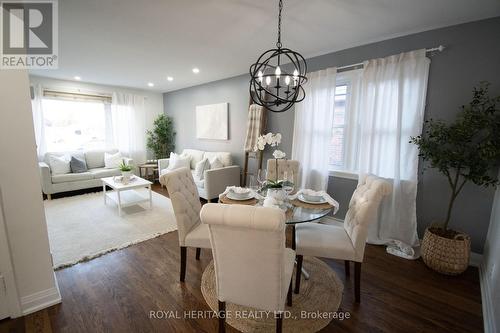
[111, 92, 147, 165]
[292, 67, 337, 190]
[358, 49, 430, 258]
[31, 84, 47, 159]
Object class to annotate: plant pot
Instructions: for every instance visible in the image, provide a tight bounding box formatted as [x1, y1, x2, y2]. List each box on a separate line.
[421, 227, 471, 275]
[266, 188, 286, 202]
[121, 171, 132, 183]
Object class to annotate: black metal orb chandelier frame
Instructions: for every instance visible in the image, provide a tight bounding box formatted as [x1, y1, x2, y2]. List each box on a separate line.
[249, 0, 307, 113]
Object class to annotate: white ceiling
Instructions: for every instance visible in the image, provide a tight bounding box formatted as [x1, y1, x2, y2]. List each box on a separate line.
[30, 0, 500, 93]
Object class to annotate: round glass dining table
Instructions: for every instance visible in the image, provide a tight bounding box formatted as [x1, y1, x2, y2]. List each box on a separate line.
[282, 203, 333, 253]
[219, 192, 334, 250]
[284, 204, 333, 225]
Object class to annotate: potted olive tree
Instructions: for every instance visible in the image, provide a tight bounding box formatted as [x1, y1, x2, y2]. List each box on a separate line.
[146, 114, 176, 160]
[411, 82, 500, 275]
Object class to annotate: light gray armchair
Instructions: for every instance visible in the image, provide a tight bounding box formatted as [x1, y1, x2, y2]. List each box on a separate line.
[158, 149, 240, 201]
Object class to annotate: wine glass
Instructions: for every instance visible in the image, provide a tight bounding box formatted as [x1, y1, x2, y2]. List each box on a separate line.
[257, 169, 267, 189]
[282, 170, 294, 200]
[248, 174, 258, 191]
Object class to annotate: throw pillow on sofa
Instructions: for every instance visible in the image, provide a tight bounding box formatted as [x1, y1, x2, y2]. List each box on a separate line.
[194, 157, 210, 180]
[205, 152, 232, 167]
[209, 156, 223, 169]
[48, 155, 71, 175]
[70, 156, 88, 173]
[167, 152, 191, 171]
[104, 152, 123, 169]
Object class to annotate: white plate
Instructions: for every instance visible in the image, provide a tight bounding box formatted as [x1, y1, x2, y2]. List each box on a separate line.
[297, 194, 327, 205]
[226, 191, 254, 201]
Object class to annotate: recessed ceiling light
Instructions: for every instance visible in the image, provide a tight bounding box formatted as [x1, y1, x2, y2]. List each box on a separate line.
[147, 82, 155, 87]
[74, 76, 81, 81]
[192, 68, 200, 74]
[167, 76, 173, 81]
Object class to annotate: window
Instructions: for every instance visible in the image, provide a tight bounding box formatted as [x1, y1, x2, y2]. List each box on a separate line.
[42, 98, 110, 152]
[329, 84, 348, 167]
[328, 69, 362, 173]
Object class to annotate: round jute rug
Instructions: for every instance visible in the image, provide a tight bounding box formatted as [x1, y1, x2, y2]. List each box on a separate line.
[201, 256, 344, 333]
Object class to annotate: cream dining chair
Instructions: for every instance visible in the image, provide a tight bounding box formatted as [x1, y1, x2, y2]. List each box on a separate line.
[200, 203, 295, 333]
[267, 159, 300, 186]
[162, 167, 211, 282]
[294, 174, 391, 302]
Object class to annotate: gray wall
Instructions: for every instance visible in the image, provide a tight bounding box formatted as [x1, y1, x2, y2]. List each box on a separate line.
[164, 17, 500, 253]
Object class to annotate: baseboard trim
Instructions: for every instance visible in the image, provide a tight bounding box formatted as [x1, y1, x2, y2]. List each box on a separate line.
[470, 252, 483, 267]
[20, 285, 61, 316]
[479, 263, 496, 333]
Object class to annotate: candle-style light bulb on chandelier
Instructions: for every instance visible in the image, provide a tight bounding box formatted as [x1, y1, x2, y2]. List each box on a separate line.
[249, 0, 307, 113]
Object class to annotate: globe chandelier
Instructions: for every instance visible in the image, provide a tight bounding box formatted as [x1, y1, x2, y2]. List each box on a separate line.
[249, 0, 308, 113]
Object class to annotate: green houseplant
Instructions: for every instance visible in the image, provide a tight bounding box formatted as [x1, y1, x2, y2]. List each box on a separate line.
[411, 82, 500, 274]
[119, 162, 134, 183]
[146, 114, 176, 160]
[118, 162, 133, 172]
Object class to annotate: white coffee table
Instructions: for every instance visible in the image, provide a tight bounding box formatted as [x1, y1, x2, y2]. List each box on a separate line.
[102, 176, 153, 216]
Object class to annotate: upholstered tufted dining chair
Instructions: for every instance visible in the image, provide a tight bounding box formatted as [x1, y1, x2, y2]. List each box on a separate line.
[266, 159, 300, 187]
[294, 174, 391, 302]
[200, 203, 295, 333]
[162, 167, 211, 282]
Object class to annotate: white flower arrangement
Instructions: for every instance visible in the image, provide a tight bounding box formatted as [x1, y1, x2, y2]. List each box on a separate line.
[254, 132, 285, 159]
[253, 132, 288, 190]
[272, 150, 286, 159]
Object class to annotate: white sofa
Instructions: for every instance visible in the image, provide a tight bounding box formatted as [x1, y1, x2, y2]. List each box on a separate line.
[39, 149, 133, 199]
[158, 149, 240, 201]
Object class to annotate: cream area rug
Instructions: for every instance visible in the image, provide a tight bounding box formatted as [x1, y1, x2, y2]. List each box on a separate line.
[44, 189, 177, 269]
[201, 257, 344, 333]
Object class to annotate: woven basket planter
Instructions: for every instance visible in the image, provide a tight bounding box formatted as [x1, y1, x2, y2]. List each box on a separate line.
[421, 228, 471, 275]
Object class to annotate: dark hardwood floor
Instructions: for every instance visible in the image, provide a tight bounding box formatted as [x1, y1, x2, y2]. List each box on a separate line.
[0, 184, 483, 333]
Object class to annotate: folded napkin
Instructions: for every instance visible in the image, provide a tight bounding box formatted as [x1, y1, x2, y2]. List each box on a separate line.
[289, 189, 340, 214]
[219, 186, 264, 201]
[230, 187, 251, 194]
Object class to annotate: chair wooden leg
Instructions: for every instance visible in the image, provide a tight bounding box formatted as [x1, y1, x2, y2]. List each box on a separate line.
[196, 248, 201, 260]
[294, 255, 303, 294]
[345, 260, 350, 277]
[291, 225, 296, 250]
[180, 246, 187, 282]
[354, 262, 361, 303]
[276, 312, 283, 333]
[218, 301, 226, 333]
[287, 280, 292, 306]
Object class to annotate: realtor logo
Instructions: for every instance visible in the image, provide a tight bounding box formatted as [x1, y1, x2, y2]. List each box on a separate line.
[1, 0, 58, 69]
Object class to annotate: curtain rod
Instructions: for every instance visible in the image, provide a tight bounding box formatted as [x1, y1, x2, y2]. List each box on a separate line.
[336, 45, 445, 72]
